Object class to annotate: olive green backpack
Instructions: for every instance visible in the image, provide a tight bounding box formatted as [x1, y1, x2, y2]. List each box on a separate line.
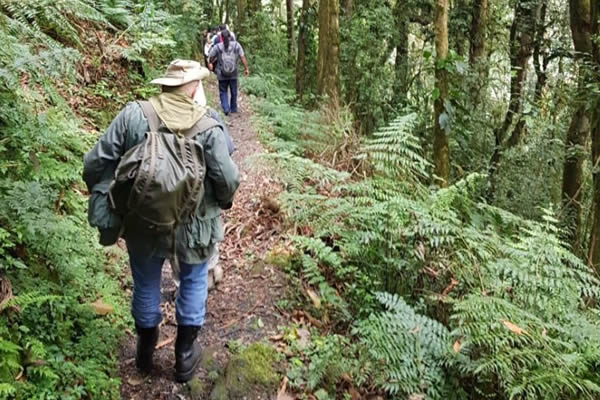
[108, 101, 218, 238]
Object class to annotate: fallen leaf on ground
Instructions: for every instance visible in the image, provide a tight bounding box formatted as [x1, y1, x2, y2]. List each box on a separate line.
[155, 336, 175, 349]
[90, 299, 113, 315]
[297, 327, 310, 349]
[453, 339, 461, 353]
[341, 373, 352, 384]
[269, 334, 284, 341]
[306, 288, 321, 309]
[442, 278, 459, 295]
[349, 387, 361, 400]
[502, 320, 525, 335]
[128, 376, 144, 386]
[277, 376, 293, 400]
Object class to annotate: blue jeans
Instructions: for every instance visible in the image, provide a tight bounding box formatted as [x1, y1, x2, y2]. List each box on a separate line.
[218, 79, 238, 114]
[128, 252, 209, 328]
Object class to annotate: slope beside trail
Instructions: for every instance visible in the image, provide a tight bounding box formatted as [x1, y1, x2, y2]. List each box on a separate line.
[119, 77, 286, 400]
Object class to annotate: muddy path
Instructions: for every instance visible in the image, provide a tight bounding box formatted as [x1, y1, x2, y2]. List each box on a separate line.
[119, 77, 286, 400]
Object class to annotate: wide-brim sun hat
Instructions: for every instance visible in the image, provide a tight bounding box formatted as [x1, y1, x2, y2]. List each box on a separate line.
[150, 59, 210, 86]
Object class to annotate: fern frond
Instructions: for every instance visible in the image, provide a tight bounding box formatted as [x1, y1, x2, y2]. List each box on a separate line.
[363, 113, 431, 181]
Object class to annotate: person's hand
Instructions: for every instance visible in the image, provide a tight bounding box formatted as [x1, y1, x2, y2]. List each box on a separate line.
[208, 63, 214, 72]
[244, 68, 249, 76]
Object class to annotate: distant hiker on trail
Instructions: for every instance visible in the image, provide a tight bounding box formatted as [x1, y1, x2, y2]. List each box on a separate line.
[211, 24, 236, 46]
[82, 60, 240, 382]
[208, 30, 249, 115]
[203, 31, 212, 67]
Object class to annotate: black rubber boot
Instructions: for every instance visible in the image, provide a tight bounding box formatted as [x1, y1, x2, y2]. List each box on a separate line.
[135, 325, 159, 374]
[174, 325, 202, 383]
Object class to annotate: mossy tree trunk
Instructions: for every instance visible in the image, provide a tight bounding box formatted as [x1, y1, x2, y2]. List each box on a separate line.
[533, 2, 548, 101]
[317, 0, 340, 110]
[296, 0, 311, 100]
[341, 0, 352, 16]
[248, 0, 261, 13]
[286, 0, 295, 64]
[468, 0, 487, 65]
[586, 0, 600, 269]
[433, 0, 449, 187]
[562, 0, 593, 253]
[393, 1, 410, 107]
[488, 0, 540, 198]
[236, 0, 246, 30]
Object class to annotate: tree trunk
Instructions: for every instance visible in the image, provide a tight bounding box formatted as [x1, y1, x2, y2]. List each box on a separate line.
[533, 2, 548, 102]
[219, 0, 225, 23]
[503, 0, 539, 147]
[488, 0, 538, 198]
[393, 1, 409, 106]
[468, 0, 487, 64]
[586, 0, 600, 268]
[563, 0, 593, 252]
[563, 108, 589, 251]
[286, 0, 295, 63]
[341, 0, 352, 16]
[248, 0, 261, 13]
[225, 0, 232, 25]
[317, 0, 340, 110]
[296, 0, 311, 100]
[433, 0, 449, 187]
[236, 0, 246, 30]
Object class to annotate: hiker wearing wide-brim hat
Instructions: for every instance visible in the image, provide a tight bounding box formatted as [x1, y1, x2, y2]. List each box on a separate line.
[151, 59, 210, 107]
[83, 59, 240, 382]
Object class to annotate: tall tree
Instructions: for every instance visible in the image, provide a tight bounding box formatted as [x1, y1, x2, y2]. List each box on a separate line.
[317, 0, 340, 109]
[468, 0, 487, 64]
[433, 0, 449, 186]
[393, 1, 410, 107]
[236, 0, 247, 28]
[236, 0, 260, 34]
[286, 0, 295, 63]
[248, 0, 261, 13]
[296, 0, 312, 100]
[488, 0, 541, 197]
[341, 0, 352, 16]
[562, 0, 593, 252]
[585, 0, 600, 268]
[532, 1, 548, 101]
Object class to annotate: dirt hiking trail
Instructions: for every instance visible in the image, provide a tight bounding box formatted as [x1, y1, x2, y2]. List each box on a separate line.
[119, 78, 287, 400]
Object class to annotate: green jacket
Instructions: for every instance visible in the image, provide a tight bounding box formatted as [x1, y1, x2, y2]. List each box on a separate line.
[83, 94, 240, 264]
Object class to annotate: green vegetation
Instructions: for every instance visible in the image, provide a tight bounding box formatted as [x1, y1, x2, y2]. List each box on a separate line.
[210, 342, 280, 400]
[239, 1, 600, 398]
[0, 1, 216, 398]
[2, 0, 600, 399]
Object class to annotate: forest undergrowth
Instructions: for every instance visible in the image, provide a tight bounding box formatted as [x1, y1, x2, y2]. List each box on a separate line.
[242, 29, 600, 400]
[3, 0, 600, 399]
[0, 2, 212, 399]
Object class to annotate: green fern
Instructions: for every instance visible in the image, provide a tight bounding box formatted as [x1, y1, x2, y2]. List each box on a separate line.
[357, 292, 458, 399]
[363, 113, 431, 182]
[0, 0, 108, 47]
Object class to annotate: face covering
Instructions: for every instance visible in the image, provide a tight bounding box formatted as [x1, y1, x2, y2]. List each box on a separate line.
[193, 82, 207, 107]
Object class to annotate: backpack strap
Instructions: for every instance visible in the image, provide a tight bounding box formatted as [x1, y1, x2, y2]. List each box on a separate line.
[182, 116, 220, 139]
[137, 101, 161, 132]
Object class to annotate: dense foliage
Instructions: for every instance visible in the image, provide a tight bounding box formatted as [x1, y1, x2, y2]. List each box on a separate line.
[239, 1, 600, 398]
[0, 1, 218, 398]
[3, 0, 600, 398]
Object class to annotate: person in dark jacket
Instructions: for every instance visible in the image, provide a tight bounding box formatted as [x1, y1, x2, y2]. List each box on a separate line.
[82, 60, 240, 382]
[208, 30, 249, 115]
